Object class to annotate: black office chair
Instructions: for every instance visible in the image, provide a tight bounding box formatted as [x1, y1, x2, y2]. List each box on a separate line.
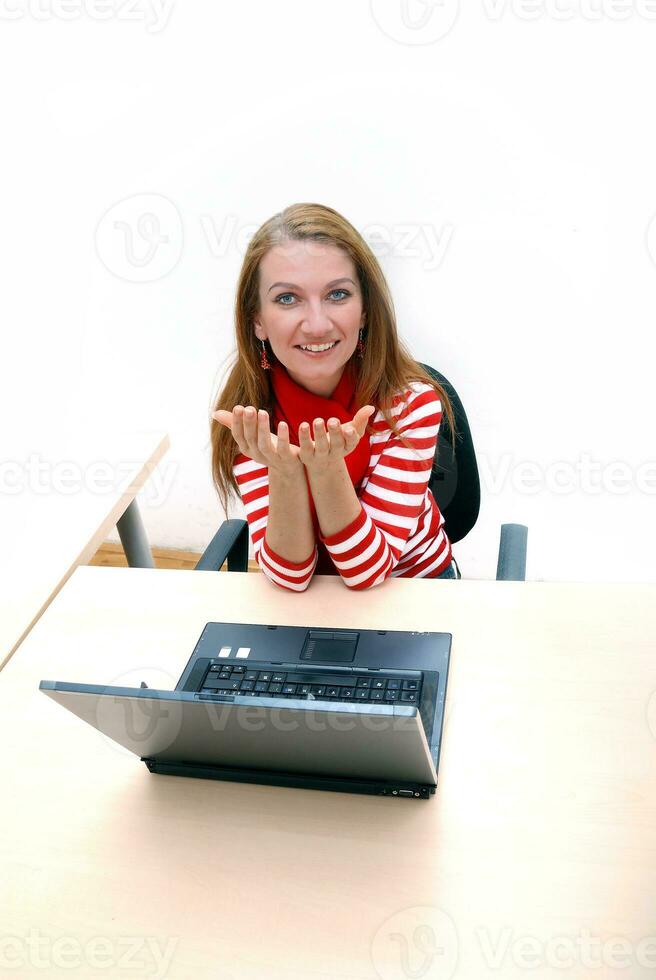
[197, 366, 528, 581]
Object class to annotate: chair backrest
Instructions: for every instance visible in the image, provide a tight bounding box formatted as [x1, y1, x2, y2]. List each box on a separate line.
[418, 363, 480, 544]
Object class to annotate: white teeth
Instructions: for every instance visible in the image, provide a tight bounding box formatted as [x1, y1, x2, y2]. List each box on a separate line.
[299, 342, 337, 352]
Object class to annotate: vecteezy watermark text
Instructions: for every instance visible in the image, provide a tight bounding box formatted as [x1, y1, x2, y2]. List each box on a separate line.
[0, 454, 177, 508]
[480, 0, 656, 20]
[0, 0, 175, 32]
[480, 452, 656, 496]
[370, 0, 656, 47]
[0, 930, 178, 976]
[476, 926, 656, 970]
[201, 214, 455, 272]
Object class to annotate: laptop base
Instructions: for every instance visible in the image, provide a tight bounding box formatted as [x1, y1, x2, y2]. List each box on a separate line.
[143, 758, 435, 799]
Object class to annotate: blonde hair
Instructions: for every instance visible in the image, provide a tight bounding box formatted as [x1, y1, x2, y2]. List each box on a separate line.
[210, 202, 456, 515]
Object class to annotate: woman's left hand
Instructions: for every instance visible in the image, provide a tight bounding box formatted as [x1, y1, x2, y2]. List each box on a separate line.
[299, 406, 376, 473]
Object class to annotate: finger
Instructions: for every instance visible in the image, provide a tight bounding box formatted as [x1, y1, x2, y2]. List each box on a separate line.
[327, 417, 345, 452]
[242, 405, 259, 452]
[277, 420, 298, 458]
[212, 409, 233, 428]
[230, 406, 251, 456]
[312, 417, 330, 455]
[276, 420, 289, 451]
[343, 424, 359, 454]
[298, 421, 314, 458]
[257, 409, 274, 455]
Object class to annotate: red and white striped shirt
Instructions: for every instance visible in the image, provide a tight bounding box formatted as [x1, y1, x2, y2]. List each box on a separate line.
[233, 381, 453, 591]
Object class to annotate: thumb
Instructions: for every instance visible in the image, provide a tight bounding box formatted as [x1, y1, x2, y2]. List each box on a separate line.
[212, 410, 233, 428]
[353, 405, 376, 433]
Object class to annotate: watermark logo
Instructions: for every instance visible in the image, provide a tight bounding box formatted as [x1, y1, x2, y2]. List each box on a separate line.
[371, 906, 459, 979]
[95, 203, 455, 279]
[95, 193, 183, 282]
[370, 0, 460, 44]
[93, 666, 182, 760]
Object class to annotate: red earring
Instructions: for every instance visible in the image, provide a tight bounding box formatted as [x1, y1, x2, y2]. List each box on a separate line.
[260, 339, 270, 370]
[356, 327, 365, 359]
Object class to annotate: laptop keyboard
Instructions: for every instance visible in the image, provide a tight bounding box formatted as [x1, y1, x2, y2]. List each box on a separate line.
[200, 662, 422, 705]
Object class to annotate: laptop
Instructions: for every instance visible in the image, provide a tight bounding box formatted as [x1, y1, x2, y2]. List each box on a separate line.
[39, 622, 451, 800]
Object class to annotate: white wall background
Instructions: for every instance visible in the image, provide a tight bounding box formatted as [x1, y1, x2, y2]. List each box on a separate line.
[1, 0, 654, 583]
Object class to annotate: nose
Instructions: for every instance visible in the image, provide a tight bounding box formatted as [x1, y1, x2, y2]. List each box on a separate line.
[299, 299, 333, 338]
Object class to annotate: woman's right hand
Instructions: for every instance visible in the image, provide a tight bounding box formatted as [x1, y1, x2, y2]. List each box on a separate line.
[213, 406, 303, 475]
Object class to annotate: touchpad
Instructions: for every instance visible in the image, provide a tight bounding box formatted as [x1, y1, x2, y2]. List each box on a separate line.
[300, 630, 359, 662]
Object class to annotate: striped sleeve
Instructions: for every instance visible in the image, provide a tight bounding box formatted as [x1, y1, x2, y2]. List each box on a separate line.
[319, 384, 443, 590]
[233, 454, 318, 591]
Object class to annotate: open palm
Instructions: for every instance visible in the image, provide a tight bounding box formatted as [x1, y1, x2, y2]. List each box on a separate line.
[212, 404, 375, 473]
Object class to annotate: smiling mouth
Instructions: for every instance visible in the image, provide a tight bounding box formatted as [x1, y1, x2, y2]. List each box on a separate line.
[295, 341, 340, 352]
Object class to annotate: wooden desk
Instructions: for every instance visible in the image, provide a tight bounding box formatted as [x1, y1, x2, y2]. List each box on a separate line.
[1, 567, 655, 979]
[0, 430, 169, 670]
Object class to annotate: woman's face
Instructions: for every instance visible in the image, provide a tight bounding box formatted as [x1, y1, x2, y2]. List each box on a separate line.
[253, 240, 366, 398]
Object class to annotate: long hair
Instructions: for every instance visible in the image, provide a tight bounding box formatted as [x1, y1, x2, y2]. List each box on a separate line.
[209, 202, 456, 516]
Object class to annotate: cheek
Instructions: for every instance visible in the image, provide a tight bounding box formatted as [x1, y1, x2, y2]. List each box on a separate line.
[263, 319, 292, 347]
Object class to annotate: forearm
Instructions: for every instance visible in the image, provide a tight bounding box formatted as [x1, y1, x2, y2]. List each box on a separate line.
[265, 463, 316, 563]
[306, 459, 363, 538]
[307, 460, 394, 590]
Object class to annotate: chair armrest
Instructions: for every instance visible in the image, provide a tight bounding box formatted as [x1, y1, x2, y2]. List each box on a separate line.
[496, 523, 528, 581]
[194, 519, 249, 572]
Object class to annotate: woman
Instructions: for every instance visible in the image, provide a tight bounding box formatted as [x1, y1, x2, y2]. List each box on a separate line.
[211, 202, 460, 591]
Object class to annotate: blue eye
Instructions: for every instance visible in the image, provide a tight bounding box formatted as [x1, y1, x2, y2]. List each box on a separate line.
[274, 289, 351, 306]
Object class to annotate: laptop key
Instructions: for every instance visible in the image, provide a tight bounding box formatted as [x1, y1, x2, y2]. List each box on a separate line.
[341, 687, 354, 698]
[244, 671, 258, 681]
[258, 672, 272, 682]
[254, 681, 269, 692]
[355, 690, 369, 699]
[240, 681, 255, 691]
[372, 679, 386, 690]
[386, 680, 400, 690]
[268, 683, 282, 693]
[402, 681, 418, 691]
[229, 680, 242, 691]
[311, 685, 326, 696]
[231, 666, 245, 674]
[401, 691, 418, 702]
[326, 687, 340, 697]
[272, 673, 286, 684]
[385, 690, 399, 701]
[282, 684, 297, 695]
[356, 678, 371, 688]
[371, 690, 385, 700]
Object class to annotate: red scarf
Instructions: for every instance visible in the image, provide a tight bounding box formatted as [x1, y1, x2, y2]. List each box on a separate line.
[269, 361, 371, 575]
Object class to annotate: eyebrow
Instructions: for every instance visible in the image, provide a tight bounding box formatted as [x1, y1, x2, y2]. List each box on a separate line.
[267, 277, 356, 294]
